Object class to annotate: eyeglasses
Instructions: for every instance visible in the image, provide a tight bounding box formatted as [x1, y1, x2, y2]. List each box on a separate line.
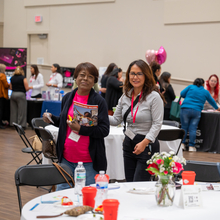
[210, 80, 217, 83]
[129, 72, 144, 77]
[78, 73, 94, 80]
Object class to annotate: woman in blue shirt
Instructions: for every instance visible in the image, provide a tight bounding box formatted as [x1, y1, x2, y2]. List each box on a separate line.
[180, 78, 220, 152]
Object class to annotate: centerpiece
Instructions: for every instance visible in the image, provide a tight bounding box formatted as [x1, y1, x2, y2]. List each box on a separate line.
[146, 151, 186, 207]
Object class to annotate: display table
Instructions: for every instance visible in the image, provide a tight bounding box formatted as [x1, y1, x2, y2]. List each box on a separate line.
[40, 100, 61, 117]
[20, 181, 220, 220]
[185, 111, 220, 153]
[44, 125, 182, 180]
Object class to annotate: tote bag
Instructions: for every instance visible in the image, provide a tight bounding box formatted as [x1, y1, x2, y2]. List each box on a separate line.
[169, 96, 182, 122]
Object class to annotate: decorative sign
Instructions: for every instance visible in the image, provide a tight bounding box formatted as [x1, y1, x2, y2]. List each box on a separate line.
[35, 16, 42, 23]
[179, 185, 203, 209]
[37, 57, 44, 65]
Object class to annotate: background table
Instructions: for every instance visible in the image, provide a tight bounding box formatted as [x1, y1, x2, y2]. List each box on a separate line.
[20, 181, 220, 220]
[40, 100, 61, 117]
[45, 125, 182, 180]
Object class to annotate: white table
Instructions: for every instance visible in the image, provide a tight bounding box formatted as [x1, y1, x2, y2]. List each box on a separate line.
[44, 125, 182, 180]
[20, 181, 220, 220]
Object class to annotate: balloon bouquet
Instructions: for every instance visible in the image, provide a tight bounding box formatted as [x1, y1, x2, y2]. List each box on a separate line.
[145, 46, 167, 65]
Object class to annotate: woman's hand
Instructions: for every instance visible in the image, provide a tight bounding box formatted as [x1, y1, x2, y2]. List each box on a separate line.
[133, 138, 150, 155]
[46, 83, 52, 87]
[67, 120, 81, 133]
[217, 107, 220, 112]
[43, 112, 52, 123]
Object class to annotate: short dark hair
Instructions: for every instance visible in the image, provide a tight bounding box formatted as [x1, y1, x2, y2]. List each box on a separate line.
[193, 78, 204, 87]
[74, 62, 99, 83]
[159, 72, 171, 90]
[104, 63, 118, 76]
[53, 63, 61, 73]
[150, 61, 161, 74]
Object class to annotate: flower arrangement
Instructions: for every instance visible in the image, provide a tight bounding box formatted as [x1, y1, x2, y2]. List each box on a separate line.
[146, 151, 186, 206]
[146, 151, 186, 178]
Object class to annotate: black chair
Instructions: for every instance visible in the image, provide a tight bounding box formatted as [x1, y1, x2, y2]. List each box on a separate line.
[31, 117, 49, 128]
[183, 160, 220, 182]
[163, 120, 180, 128]
[13, 123, 42, 165]
[157, 129, 185, 155]
[15, 163, 74, 214]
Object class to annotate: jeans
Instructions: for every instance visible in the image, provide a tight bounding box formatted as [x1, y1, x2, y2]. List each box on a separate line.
[56, 157, 98, 191]
[180, 108, 201, 147]
[123, 134, 159, 182]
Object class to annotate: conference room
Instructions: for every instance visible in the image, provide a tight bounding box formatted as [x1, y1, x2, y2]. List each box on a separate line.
[1, 0, 220, 219]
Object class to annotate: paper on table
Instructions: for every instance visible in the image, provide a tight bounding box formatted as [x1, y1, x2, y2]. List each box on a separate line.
[127, 187, 155, 195]
[120, 217, 163, 220]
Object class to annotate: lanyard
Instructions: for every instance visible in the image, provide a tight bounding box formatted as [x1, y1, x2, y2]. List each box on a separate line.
[49, 73, 57, 81]
[30, 75, 35, 83]
[131, 90, 142, 123]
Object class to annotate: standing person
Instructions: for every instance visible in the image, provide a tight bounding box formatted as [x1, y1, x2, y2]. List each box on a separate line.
[43, 62, 109, 190]
[180, 78, 220, 152]
[150, 61, 164, 93]
[100, 63, 118, 98]
[109, 60, 164, 182]
[28, 65, 44, 98]
[0, 64, 10, 129]
[203, 74, 220, 110]
[159, 72, 176, 120]
[46, 63, 63, 98]
[105, 68, 124, 115]
[10, 66, 29, 128]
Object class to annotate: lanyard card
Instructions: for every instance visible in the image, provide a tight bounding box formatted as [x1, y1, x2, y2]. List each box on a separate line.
[68, 131, 80, 142]
[124, 128, 135, 140]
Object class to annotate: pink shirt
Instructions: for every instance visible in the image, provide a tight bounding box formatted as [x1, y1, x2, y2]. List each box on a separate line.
[63, 92, 92, 163]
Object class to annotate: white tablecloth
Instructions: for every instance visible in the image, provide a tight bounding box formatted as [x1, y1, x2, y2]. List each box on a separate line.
[44, 125, 182, 180]
[20, 181, 220, 220]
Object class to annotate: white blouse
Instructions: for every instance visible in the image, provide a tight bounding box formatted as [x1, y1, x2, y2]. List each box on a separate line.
[47, 72, 63, 95]
[29, 73, 44, 97]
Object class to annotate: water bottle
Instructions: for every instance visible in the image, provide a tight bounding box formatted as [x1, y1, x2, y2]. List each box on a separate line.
[95, 171, 108, 208]
[74, 162, 86, 196]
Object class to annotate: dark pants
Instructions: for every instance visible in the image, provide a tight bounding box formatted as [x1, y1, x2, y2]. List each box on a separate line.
[123, 134, 160, 182]
[164, 108, 171, 120]
[0, 97, 6, 125]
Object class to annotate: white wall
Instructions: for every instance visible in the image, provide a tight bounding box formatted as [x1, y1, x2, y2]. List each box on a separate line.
[3, 0, 220, 95]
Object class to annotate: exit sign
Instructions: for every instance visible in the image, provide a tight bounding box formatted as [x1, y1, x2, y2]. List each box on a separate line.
[35, 16, 42, 23]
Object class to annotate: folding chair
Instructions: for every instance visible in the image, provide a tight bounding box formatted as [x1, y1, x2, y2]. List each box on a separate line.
[162, 120, 180, 128]
[157, 129, 185, 155]
[13, 123, 42, 165]
[31, 117, 49, 129]
[15, 163, 74, 214]
[183, 160, 220, 182]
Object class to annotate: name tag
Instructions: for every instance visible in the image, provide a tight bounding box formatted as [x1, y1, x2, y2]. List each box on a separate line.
[68, 131, 80, 142]
[179, 185, 203, 209]
[124, 128, 135, 140]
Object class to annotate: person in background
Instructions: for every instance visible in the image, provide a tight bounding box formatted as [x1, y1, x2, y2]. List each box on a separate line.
[150, 61, 164, 93]
[203, 74, 220, 110]
[0, 64, 10, 129]
[180, 78, 220, 152]
[105, 68, 124, 115]
[46, 63, 63, 98]
[159, 72, 175, 120]
[10, 66, 29, 128]
[28, 64, 44, 98]
[100, 63, 118, 98]
[43, 62, 109, 190]
[109, 60, 164, 182]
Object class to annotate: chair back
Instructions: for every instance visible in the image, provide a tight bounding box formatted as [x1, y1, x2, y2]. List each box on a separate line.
[34, 127, 54, 142]
[163, 120, 180, 128]
[157, 129, 185, 155]
[183, 160, 220, 182]
[15, 163, 74, 214]
[31, 117, 49, 128]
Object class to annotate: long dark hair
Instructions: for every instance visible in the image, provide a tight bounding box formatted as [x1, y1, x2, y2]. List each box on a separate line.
[206, 74, 219, 100]
[124, 59, 165, 103]
[104, 63, 118, 76]
[193, 78, 204, 87]
[53, 63, 61, 73]
[159, 72, 171, 90]
[31, 64, 39, 79]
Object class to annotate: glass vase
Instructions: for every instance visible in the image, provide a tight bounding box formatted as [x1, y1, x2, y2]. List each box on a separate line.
[155, 175, 175, 207]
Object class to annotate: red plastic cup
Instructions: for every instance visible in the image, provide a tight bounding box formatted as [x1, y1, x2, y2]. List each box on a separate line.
[182, 171, 196, 185]
[81, 186, 97, 208]
[102, 199, 120, 220]
[95, 174, 110, 183]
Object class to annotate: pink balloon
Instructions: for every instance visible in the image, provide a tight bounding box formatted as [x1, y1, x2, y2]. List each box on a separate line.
[145, 50, 156, 64]
[156, 46, 167, 65]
